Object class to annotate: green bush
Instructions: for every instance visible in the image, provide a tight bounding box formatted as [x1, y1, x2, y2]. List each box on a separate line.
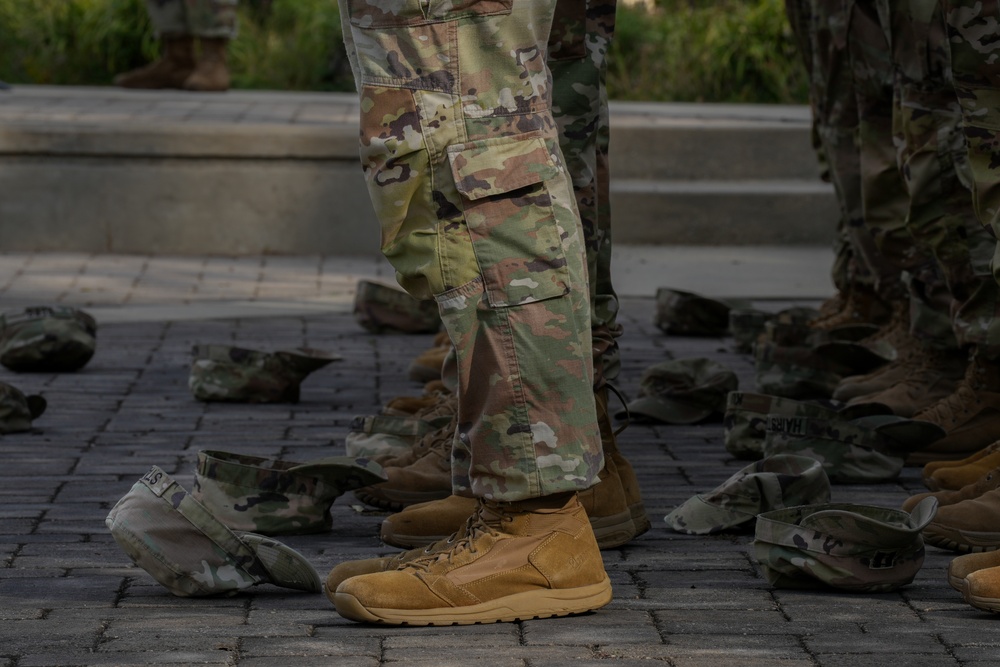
[0, 0, 807, 103]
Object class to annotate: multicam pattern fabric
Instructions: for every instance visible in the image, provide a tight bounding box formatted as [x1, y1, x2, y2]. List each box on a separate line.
[753, 342, 848, 400]
[338, 0, 609, 500]
[106, 466, 321, 596]
[0, 382, 46, 434]
[344, 413, 453, 460]
[353, 279, 442, 334]
[192, 450, 387, 535]
[728, 308, 771, 353]
[664, 454, 831, 535]
[753, 497, 938, 592]
[653, 288, 750, 337]
[0, 306, 97, 372]
[144, 0, 238, 38]
[622, 358, 738, 425]
[189, 345, 340, 403]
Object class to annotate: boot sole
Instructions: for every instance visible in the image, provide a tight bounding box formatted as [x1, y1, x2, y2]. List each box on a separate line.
[948, 573, 966, 593]
[923, 527, 1000, 553]
[965, 590, 1000, 613]
[334, 577, 612, 625]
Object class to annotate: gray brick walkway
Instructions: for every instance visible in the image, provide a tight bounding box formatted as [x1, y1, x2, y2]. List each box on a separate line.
[0, 252, 994, 667]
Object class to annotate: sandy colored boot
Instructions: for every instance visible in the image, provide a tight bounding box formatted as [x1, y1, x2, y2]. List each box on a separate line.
[595, 385, 650, 541]
[947, 550, 1000, 592]
[922, 486, 1000, 552]
[380, 494, 478, 549]
[183, 37, 230, 91]
[927, 450, 1000, 491]
[923, 441, 1000, 490]
[832, 333, 924, 402]
[849, 346, 966, 417]
[908, 352, 1000, 465]
[963, 565, 1000, 612]
[114, 35, 195, 89]
[332, 493, 612, 625]
[407, 331, 451, 383]
[354, 427, 453, 511]
[902, 466, 1000, 513]
[808, 284, 890, 331]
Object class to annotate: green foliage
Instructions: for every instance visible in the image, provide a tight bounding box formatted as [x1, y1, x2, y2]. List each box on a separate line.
[608, 0, 809, 103]
[0, 0, 807, 103]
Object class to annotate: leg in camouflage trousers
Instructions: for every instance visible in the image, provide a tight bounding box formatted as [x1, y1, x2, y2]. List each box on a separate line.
[330, 0, 613, 625]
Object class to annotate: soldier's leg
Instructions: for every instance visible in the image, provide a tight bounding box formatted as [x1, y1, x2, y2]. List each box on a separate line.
[180, 0, 238, 91]
[113, 0, 195, 89]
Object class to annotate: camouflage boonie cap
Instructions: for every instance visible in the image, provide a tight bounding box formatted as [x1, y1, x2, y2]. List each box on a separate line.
[189, 345, 341, 403]
[763, 414, 946, 483]
[353, 279, 441, 334]
[723, 391, 892, 460]
[0, 306, 97, 372]
[664, 454, 831, 535]
[0, 382, 47, 434]
[106, 466, 322, 597]
[345, 413, 453, 460]
[728, 308, 770, 353]
[618, 358, 738, 424]
[754, 342, 855, 399]
[653, 288, 752, 337]
[192, 450, 387, 535]
[753, 497, 938, 592]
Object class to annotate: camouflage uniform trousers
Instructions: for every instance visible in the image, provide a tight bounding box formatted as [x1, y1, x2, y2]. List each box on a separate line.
[337, 0, 604, 501]
[884, 0, 1000, 355]
[145, 0, 238, 38]
[939, 0, 1000, 352]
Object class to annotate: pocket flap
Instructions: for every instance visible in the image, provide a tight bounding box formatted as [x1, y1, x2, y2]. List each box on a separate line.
[447, 134, 560, 201]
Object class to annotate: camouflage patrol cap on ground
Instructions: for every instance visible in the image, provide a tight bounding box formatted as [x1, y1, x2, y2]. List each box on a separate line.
[753, 497, 938, 592]
[353, 279, 441, 334]
[0, 382, 47, 434]
[106, 466, 322, 597]
[192, 450, 387, 535]
[723, 391, 892, 460]
[653, 288, 752, 337]
[189, 345, 341, 403]
[754, 342, 854, 399]
[618, 357, 738, 424]
[0, 306, 97, 372]
[728, 308, 771, 353]
[763, 413, 946, 483]
[664, 454, 831, 535]
[344, 413, 453, 460]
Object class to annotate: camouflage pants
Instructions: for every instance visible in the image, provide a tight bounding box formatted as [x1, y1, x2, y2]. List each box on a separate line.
[145, 0, 238, 38]
[940, 0, 1000, 346]
[885, 0, 1000, 353]
[338, 0, 604, 501]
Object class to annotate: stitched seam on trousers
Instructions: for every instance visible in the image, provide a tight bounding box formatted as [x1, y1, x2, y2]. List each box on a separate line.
[498, 304, 539, 498]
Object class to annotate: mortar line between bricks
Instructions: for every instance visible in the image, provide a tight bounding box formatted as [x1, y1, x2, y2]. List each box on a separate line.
[934, 632, 965, 666]
[121, 255, 152, 306]
[793, 634, 822, 667]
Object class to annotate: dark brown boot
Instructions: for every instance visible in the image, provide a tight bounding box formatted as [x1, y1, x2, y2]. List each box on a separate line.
[114, 35, 195, 89]
[183, 37, 231, 92]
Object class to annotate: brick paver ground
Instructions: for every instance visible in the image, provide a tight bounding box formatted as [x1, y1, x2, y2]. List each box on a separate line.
[0, 253, 995, 667]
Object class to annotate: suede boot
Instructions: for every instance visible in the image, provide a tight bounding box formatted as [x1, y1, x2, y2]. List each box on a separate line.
[354, 424, 453, 510]
[332, 493, 612, 625]
[183, 37, 230, 92]
[407, 331, 451, 383]
[849, 345, 966, 417]
[963, 565, 1000, 612]
[923, 441, 1000, 490]
[808, 284, 890, 331]
[922, 486, 1000, 552]
[113, 35, 195, 89]
[831, 333, 924, 402]
[908, 352, 1000, 465]
[947, 550, 1000, 592]
[902, 467, 1000, 513]
[595, 385, 651, 540]
[383, 380, 451, 416]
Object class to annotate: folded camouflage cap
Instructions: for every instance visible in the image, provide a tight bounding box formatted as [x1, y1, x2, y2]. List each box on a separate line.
[353, 279, 441, 334]
[0, 306, 97, 372]
[754, 342, 855, 400]
[618, 358, 738, 424]
[653, 288, 752, 337]
[753, 496, 938, 592]
[763, 413, 946, 483]
[345, 413, 453, 460]
[189, 345, 341, 403]
[192, 450, 387, 535]
[723, 391, 892, 460]
[728, 308, 771, 353]
[106, 466, 322, 597]
[665, 454, 831, 535]
[0, 382, 47, 434]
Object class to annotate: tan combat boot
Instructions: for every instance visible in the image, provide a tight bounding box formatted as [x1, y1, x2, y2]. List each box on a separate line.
[383, 380, 451, 416]
[331, 493, 612, 625]
[947, 549, 1000, 592]
[113, 35, 195, 89]
[901, 466, 1000, 513]
[926, 447, 1000, 491]
[354, 422, 454, 510]
[964, 566, 1000, 612]
[594, 384, 651, 541]
[808, 284, 890, 331]
[848, 345, 966, 417]
[922, 486, 1000, 552]
[923, 441, 1000, 490]
[407, 331, 451, 383]
[907, 351, 1000, 465]
[831, 330, 924, 402]
[183, 37, 231, 92]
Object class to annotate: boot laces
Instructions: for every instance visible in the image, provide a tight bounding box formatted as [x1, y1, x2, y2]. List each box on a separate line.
[407, 502, 513, 570]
